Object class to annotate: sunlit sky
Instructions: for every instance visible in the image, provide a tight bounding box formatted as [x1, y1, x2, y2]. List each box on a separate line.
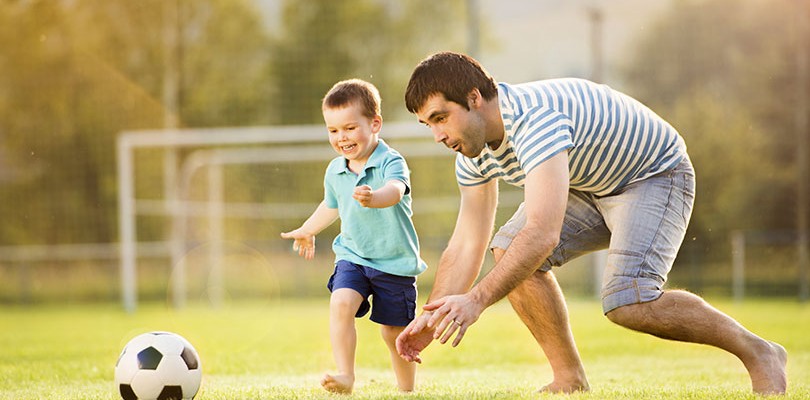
[253, 0, 672, 85]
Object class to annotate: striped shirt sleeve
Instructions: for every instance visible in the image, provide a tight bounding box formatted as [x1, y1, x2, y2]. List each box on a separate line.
[512, 106, 574, 174]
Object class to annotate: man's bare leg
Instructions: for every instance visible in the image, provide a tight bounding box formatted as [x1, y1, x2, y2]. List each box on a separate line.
[606, 290, 787, 395]
[501, 249, 589, 393]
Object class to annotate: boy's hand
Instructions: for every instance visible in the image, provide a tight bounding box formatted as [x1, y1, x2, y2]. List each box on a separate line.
[280, 229, 316, 260]
[353, 185, 374, 207]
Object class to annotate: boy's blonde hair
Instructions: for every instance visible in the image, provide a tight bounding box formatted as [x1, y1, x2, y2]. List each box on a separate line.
[322, 79, 382, 119]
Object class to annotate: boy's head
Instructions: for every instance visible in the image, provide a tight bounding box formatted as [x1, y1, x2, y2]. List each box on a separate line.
[404, 51, 498, 114]
[322, 79, 383, 165]
[322, 79, 382, 119]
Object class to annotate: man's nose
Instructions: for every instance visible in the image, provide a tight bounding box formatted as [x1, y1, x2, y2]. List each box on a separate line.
[432, 127, 447, 144]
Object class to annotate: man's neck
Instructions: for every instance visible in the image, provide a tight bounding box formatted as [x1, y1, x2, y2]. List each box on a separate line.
[483, 95, 506, 150]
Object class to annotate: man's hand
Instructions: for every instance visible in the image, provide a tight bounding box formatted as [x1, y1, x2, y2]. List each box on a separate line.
[279, 228, 316, 260]
[424, 293, 485, 347]
[396, 311, 436, 363]
[352, 185, 374, 207]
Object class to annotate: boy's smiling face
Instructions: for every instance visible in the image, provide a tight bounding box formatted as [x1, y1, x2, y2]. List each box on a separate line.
[323, 102, 381, 167]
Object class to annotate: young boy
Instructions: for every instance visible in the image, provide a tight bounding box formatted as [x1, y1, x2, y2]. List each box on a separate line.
[280, 79, 427, 394]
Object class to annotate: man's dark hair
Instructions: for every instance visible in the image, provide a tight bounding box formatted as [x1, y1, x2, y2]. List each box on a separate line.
[405, 51, 498, 114]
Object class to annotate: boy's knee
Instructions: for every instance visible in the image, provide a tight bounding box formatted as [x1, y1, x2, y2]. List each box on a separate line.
[380, 325, 404, 342]
[330, 290, 362, 315]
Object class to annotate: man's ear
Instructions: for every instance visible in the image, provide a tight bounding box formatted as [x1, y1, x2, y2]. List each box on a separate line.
[467, 88, 482, 109]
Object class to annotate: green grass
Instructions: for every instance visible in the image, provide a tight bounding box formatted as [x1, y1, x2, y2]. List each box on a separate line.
[0, 298, 808, 399]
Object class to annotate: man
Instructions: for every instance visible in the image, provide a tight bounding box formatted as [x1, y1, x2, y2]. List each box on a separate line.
[394, 51, 787, 395]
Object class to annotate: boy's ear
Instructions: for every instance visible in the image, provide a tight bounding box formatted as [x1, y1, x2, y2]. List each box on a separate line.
[371, 115, 383, 134]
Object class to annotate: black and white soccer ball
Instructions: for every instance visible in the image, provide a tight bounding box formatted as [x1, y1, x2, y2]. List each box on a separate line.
[115, 331, 202, 400]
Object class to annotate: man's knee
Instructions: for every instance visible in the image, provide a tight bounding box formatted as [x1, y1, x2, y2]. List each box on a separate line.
[605, 303, 632, 325]
[604, 300, 659, 330]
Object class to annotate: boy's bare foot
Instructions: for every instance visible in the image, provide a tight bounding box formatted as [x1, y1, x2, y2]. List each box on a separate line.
[539, 379, 590, 394]
[321, 373, 354, 394]
[748, 341, 787, 395]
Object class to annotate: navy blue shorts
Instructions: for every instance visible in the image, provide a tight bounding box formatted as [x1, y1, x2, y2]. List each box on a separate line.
[327, 260, 417, 327]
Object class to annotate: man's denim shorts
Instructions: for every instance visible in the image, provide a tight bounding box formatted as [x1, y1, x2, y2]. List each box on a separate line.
[327, 260, 417, 327]
[490, 159, 696, 314]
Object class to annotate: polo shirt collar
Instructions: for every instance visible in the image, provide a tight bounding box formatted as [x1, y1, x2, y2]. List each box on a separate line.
[333, 138, 389, 175]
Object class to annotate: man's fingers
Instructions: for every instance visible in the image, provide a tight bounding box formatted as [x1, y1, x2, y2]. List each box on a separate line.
[438, 319, 459, 344]
[452, 325, 468, 347]
[422, 299, 443, 311]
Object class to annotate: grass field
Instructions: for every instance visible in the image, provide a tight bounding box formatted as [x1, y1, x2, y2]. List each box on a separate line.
[0, 297, 807, 399]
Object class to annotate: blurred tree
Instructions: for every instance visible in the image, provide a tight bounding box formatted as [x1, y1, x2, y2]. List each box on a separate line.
[268, 0, 466, 125]
[621, 0, 799, 262]
[0, 0, 271, 245]
[0, 0, 472, 247]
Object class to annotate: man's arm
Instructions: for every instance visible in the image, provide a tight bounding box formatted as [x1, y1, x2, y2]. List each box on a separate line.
[429, 179, 499, 300]
[426, 151, 569, 345]
[468, 151, 568, 307]
[395, 178, 498, 362]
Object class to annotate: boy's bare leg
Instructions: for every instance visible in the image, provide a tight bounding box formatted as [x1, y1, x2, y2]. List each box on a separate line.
[499, 249, 589, 393]
[381, 325, 416, 392]
[606, 290, 788, 395]
[322, 288, 364, 394]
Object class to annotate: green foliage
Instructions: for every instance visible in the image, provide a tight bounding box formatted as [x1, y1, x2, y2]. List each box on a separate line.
[0, 0, 468, 248]
[0, 0, 270, 245]
[621, 0, 805, 261]
[268, 0, 466, 124]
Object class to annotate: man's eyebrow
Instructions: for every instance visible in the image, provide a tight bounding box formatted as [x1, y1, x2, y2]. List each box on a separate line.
[425, 110, 444, 123]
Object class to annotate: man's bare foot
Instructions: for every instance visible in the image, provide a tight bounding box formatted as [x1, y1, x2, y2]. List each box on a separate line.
[747, 341, 787, 395]
[321, 373, 354, 394]
[539, 379, 590, 394]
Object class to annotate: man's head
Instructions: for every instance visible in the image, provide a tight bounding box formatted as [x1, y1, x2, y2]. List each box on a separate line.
[322, 79, 382, 165]
[405, 51, 498, 115]
[405, 52, 502, 158]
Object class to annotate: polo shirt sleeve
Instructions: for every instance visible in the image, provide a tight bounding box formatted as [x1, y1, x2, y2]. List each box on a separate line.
[323, 162, 339, 209]
[382, 154, 411, 195]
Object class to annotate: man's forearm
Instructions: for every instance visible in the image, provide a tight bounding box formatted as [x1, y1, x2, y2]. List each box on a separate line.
[427, 242, 488, 302]
[468, 223, 556, 308]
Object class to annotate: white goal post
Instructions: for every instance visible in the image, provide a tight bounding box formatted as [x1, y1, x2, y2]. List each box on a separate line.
[116, 122, 462, 312]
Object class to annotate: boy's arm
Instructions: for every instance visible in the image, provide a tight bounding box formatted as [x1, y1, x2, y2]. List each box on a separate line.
[280, 200, 338, 259]
[353, 180, 407, 208]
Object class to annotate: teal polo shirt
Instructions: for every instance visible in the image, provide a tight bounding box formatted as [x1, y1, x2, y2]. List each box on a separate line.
[324, 139, 427, 277]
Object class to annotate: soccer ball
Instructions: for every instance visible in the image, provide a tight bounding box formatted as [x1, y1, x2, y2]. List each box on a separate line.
[114, 331, 202, 400]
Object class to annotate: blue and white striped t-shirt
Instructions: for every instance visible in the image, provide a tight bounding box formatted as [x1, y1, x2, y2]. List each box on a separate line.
[456, 79, 687, 196]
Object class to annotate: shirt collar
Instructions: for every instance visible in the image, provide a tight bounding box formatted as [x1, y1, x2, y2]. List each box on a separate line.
[333, 138, 389, 175]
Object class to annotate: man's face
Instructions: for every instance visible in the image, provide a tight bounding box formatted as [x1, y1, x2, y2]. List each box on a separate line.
[415, 93, 487, 158]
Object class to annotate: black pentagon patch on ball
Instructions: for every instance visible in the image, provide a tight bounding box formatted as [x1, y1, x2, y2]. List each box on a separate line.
[119, 384, 138, 400]
[181, 346, 198, 370]
[137, 346, 163, 370]
[157, 385, 183, 400]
